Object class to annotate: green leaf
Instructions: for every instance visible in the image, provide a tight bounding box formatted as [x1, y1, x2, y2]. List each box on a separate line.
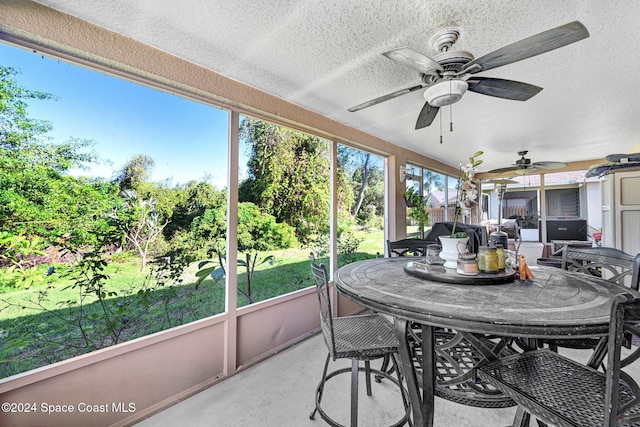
[210, 267, 225, 279]
[197, 260, 214, 269]
[195, 266, 217, 277]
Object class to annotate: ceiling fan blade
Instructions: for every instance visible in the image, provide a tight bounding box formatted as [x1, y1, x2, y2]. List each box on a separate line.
[488, 166, 520, 174]
[415, 101, 439, 129]
[383, 47, 443, 75]
[515, 166, 542, 175]
[467, 77, 543, 101]
[462, 21, 589, 73]
[531, 161, 567, 170]
[348, 84, 424, 112]
[486, 178, 519, 184]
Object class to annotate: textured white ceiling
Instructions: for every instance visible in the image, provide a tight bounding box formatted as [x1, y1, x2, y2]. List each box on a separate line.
[34, 0, 640, 173]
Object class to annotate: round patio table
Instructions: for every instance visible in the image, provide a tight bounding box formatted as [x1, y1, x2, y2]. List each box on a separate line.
[334, 257, 637, 427]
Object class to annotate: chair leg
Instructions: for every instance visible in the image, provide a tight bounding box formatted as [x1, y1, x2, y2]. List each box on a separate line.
[376, 354, 397, 382]
[351, 359, 359, 427]
[310, 352, 331, 420]
[510, 407, 531, 427]
[365, 360, 372, 396]
[391, 353, 411, 426]
[311, 353, 409, 427]
[587, 336, 608, 369]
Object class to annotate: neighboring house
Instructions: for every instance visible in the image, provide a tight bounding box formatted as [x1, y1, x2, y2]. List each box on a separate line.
[427, 190, 457, 207]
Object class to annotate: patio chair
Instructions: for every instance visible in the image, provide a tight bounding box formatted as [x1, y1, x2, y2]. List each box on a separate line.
[381, 239, 429, 377]
[561, 245, 640, 290]
[309, 258, 410, 427]
[387, 238, 430, 257]
[542, 246, 640, 368]
[423, 222, 488, 254]
[477, 293, 640, 427]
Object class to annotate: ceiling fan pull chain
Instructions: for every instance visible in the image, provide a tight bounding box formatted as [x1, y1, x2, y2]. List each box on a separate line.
[450, 104, 453, 132]
[449, 80, 454, 132]
[439, 110, 443, 143]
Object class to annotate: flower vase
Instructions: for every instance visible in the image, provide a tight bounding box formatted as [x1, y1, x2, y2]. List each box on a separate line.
[438, 235, 469, 269]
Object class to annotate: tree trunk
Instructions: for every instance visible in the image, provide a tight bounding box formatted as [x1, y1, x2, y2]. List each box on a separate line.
[351, 153, 370, 218]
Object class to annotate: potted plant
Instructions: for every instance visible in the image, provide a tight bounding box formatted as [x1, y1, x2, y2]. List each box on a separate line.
[404, 187, 430, 238]
[451, 151, 483, 238]
[439, 151, 483, 267]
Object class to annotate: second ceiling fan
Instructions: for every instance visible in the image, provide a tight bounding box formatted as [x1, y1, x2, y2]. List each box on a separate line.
[348, 21, 589, 130]
[488, 151, 567, 175]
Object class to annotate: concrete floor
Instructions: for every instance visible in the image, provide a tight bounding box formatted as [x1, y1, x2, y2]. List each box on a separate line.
[135, 333, 530, 427]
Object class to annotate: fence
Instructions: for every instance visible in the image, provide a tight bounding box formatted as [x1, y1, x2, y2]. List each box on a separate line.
[502, 206, 526, 219]
[425, 207, 456, 224]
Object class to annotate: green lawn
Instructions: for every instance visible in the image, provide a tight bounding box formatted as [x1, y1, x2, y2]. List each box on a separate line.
[0, 229, 385, 378]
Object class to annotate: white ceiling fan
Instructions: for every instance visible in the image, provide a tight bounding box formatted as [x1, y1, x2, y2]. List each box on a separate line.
[348, 21, 589, 130]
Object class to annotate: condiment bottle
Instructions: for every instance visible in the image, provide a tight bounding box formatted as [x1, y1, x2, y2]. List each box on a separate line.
[478, 246, 499, 273]
[457, 253, 479, 275]
[495, 243, 506, 270]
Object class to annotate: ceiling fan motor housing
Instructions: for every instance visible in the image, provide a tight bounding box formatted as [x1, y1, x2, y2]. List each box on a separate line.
[423, 78, 468, 107]
[422, 50, 474, 107]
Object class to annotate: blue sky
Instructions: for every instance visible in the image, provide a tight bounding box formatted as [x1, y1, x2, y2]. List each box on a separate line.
[1, 41, 231, 188]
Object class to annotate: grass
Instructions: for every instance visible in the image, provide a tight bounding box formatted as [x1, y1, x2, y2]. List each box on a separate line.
[0, 229, 385, 378]
[0, 260, 229, 378]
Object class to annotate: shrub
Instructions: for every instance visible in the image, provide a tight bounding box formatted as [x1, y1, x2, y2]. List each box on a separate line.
[191, 202, 298, 252]
[0, 232, 47, 289]
[338, 228, 363, 256]
[237, 203, 298, 250]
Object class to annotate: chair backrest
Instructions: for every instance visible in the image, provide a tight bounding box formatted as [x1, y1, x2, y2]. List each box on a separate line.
[424, 221, 488, 253]
[310, 257, 337, 359]
[386, 238, 430, 257]
[603, 294, 640, 425]
[561, 246, 640, 290]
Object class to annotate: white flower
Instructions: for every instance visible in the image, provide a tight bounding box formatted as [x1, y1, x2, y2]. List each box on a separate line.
[465, 188, 478, 202]
[451, 151, 483, 236]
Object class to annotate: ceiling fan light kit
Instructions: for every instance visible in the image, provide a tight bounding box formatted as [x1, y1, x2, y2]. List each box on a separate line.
[423, 78, 468, 107]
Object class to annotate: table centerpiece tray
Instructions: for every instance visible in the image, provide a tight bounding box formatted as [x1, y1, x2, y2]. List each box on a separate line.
[404, 261, 516, 285]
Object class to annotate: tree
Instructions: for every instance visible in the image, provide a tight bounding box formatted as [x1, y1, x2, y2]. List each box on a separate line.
[338, 145, 384, 225]
[113, 154, 155, 191]
[1, 65, 55, 151]
[109, 190, 169, 271]
[239, 117, 330, 244]
[0, 66, 114, 243]
[1, 66, 100, 172]
[423, 170, 445, 207]
[351, 152, 370, 218]
[165, 180, 226, 240]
